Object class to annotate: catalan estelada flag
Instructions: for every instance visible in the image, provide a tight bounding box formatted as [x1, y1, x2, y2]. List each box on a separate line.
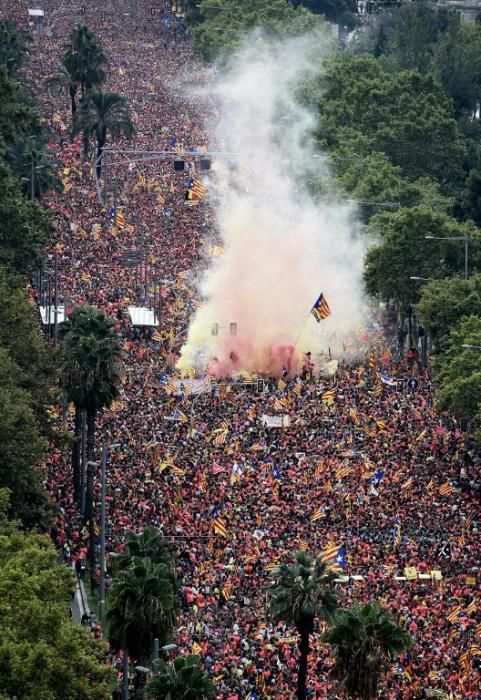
[311, 292, 331, 322]
[319, 543, 347, 572]
[185, 178, 207, 201]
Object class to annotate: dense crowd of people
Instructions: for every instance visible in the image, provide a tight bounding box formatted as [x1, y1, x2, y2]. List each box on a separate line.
[2, 1, 481, 697]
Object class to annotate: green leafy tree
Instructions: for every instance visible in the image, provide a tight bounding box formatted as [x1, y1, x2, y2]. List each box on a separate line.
[0, 348, 50, 529]
[322, 603, 411, 700]
[350, 12, 395, 58]
[0, 148, 53, 274]
[192, 0, 324, 62]
[0, 67, 41, 152]
[0, 64, 57, 202]
[146, 655, 215, 700]
[185, 0, 204, 26]
[364, 206, 478, 311]
[0, 20, 31, 77]
[315, 56, 465, 189]
[463, 168, 481, 226]
[0, 491, 115, 698]
[7, 135, 62, 200]
[291, 0, 358, 30]
[60, 305, 121, 509]
[383, 2, 458, 73]
[436, 316, 481, 431]
[432, 22, 481, 118]
[416, 275, 481, 353]
[269, 551, 338, 700]
[73, 90, 134, 172]
[334, 152, 452, 223]
[0, 267, 58, 435]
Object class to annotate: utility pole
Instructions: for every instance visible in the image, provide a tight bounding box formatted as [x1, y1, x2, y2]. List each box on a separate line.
[53, 253, 59, 345]
[80, 411, 87, 516]
[99, 443, 107, 625]
[99, 442, 120, 625]
[46, 273, 52, 341]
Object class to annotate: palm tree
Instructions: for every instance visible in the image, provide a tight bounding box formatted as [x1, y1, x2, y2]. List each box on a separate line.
[269, 551, 338, 700]
[146, 655, 215, 700]
[67, 25, 107, 96]
[60, 306, 121, 506]
[7, 136, 62, 200]
[73, 90, 134, 172]
[107, 557, 179, 699]
[47, 25, 106, 116]
[116, 527, 174, 571]
[46, 54, 83, 118]
[322, 603, 411, 700]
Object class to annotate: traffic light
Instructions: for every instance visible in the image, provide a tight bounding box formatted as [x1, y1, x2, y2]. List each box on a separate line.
[257, 379, 264, 393]
[396, 379, 404, 393]
[230, 322, 237, 335]
[211, 323, 219, 336]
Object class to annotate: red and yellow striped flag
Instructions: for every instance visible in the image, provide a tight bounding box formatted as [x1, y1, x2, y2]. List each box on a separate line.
[439, 482, 454, 496]
[212, 517, 227, 538]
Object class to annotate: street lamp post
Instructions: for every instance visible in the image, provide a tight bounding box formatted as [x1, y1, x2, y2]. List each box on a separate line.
[99, 441, 120, 625]
[409, 276, 433, 364]
[425, 235, 469, 280]
[86, 441, 120, 622]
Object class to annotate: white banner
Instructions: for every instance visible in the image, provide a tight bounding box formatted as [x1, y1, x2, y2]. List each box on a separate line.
[261, 414, 290, 428]
[174, 378, 211, 395]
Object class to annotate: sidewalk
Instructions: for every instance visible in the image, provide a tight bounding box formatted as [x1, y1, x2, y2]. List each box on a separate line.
[71, 564, 91, 625]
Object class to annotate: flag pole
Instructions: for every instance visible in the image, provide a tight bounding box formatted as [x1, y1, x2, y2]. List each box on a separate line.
[292, 311, 313, 351]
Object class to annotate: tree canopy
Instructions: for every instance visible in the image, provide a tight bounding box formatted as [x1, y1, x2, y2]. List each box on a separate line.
[364, 206, 478, 310]
[416, 274, 481, 353]
[0, 490, 115, 699]
[323, 603, 411, 700]
[191, 0, 324, 62]
[436, 315, 481, 432]
[314, 55, 465, 188]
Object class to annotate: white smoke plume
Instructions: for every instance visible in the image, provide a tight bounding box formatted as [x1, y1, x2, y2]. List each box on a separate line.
[178, 33, 366, 377]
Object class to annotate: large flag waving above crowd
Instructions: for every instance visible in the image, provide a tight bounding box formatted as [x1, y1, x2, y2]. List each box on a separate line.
[311, 292, 330, 322]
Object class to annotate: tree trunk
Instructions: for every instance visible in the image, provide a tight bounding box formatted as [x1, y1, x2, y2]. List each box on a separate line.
[84, 406, 96, 582]
[82, 132, 90, 158]
[69, 84, 77, 117]
[297, 627, 310, 700]
[84, 407, 96, 524]
[86, 407, 96, 462]
[122, 649, 129, 700]
[72, 405, 82, 504]
[96, 138, 106, 180]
